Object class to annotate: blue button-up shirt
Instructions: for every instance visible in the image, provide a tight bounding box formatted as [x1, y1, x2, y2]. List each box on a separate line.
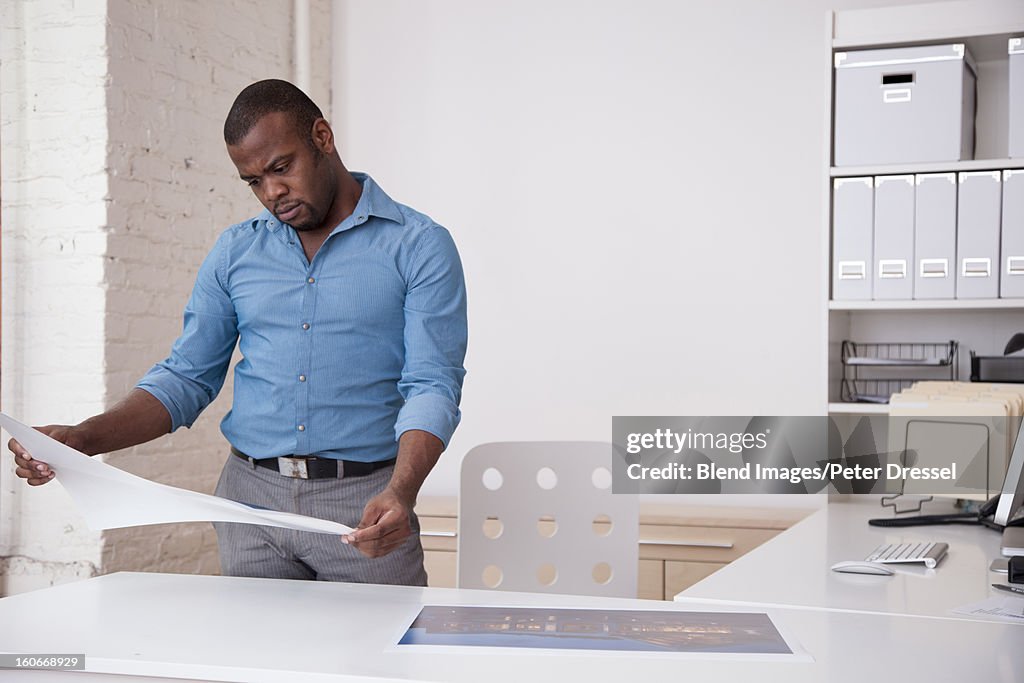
[137, 174, 467, 462]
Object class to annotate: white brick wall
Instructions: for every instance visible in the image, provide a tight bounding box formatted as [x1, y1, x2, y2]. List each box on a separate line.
[100, 0, 298, 576]
[307, 0, 334, 128]
[2, 0, 333, 593]
[1, 0, 110, 595]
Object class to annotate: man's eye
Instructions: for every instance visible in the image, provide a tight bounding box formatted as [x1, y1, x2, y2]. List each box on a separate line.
[247, 179, 259, 187]
[274, 166, 288, 174]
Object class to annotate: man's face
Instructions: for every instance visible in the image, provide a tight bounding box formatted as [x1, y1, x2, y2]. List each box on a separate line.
[227, 111, 336, 232]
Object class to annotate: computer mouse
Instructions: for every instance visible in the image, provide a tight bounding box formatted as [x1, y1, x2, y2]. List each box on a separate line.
[830, 561, 895, 576]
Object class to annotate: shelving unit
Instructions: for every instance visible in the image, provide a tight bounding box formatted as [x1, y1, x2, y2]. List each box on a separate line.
[827, 402, 890, 415]
[829, 299, 1024, 311]
[831, 158, 1024, 178]
[825, 0, 1024, 413]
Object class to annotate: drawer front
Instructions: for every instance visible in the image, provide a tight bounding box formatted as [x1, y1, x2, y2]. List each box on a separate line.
[639, 525, 781, 563]
[664, 561, 726, 598]
[637, 559, 664, 600]
[424, 550, 456, 588]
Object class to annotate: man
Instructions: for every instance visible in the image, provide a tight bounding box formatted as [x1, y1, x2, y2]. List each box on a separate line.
[9, 79, 468, 585]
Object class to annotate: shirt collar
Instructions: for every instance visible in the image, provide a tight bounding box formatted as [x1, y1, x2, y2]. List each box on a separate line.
[350, 172, 405, 226]
[251, 172, 404, 233]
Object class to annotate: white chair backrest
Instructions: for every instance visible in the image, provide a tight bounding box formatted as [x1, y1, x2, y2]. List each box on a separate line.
[458, 441, 638, 597]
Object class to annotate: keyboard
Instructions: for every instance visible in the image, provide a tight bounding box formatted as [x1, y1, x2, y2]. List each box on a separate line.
[866, 542, 949, 568]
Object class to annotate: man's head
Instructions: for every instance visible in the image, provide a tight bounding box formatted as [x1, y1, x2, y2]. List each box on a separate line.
[224, 79, 341, 232]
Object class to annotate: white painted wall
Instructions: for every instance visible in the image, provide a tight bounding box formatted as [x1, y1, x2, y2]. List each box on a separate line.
[331, 0, 944, 505]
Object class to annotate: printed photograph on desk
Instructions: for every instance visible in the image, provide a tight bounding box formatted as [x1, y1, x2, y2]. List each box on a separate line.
[397, 606, 808, 659]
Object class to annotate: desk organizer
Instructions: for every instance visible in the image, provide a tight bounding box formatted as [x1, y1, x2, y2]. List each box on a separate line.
[970, 352, 1024, 383]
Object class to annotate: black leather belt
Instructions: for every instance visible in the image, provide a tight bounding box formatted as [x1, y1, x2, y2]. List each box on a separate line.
[231, 446, 396, 480]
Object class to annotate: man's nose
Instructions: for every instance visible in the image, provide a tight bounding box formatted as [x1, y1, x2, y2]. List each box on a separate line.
[263, 178, 288, 202]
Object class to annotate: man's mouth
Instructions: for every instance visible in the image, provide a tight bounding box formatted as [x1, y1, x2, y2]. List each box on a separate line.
[276, 203, 302, 222]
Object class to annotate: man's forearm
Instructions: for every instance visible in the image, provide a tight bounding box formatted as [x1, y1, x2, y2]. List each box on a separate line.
[387, 429, 444, 505]
[74, 388, 173, 455]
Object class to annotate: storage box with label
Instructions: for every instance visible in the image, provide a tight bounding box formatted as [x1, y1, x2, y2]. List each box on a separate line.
[957, 171, 1002, 300]
[834, 44, 976, 166]
[832, 177, 874, 300]
[914, 173, 957, 300]
[1003, 169, 1024, 297]
[873, 175, 915, 300]
[1010, 38, 1024, 159]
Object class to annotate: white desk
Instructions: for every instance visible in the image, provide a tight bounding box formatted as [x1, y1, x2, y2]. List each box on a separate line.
[676, 498, 1012, 621]
[0, 571, 1022, 682]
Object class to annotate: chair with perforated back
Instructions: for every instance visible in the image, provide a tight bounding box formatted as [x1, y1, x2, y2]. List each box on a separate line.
[458, 441, 638, 598]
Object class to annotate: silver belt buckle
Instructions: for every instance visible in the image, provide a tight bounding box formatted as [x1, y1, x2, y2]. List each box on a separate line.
[278, 456, 309, 479]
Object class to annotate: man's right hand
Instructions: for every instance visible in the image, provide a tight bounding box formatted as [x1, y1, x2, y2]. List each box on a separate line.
[8, 389, 173, 487]
[9, 425, 84, 487]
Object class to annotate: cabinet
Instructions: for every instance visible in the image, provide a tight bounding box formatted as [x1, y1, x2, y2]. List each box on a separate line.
[414, 497, 806, 600]
[826, 1, 1024, 415]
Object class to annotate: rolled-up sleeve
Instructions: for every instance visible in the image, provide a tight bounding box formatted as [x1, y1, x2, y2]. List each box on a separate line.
[136, 232, 239, 431]
[394, 225, 468, 447]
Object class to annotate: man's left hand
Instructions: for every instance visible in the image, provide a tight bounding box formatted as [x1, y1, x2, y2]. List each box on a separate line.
[343, 487, 413, 558]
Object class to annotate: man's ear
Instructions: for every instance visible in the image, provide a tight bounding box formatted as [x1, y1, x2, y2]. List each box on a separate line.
[311, 118, 335, 155]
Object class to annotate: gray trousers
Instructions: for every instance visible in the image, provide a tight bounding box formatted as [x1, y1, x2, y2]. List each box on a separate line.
[212, 451, 428, 585]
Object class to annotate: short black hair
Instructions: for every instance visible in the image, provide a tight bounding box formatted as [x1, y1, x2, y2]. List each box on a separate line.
[223, 79, 324, 147]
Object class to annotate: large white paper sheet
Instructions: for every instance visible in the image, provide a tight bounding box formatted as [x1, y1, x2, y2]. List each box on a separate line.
[951, 596, 1024, 624]
[1, 413, 353, 536]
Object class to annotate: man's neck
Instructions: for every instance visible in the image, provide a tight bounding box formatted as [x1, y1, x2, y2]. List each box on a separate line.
[326, 170, 364, 230]
[298, 171, 363, 262]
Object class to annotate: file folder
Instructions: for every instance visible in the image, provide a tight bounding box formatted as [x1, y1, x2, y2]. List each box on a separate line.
[957, 171, 1002, 299]
[873, 175, 915, 300]
[833, 177, 874, 300]
[1002, 170, 1024, 298]
[889, 394, 1011, 500]
[914, 173, 957, 299]
[906, 382, 1024, 456]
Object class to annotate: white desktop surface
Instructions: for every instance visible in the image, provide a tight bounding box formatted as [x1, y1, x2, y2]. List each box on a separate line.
[1, 571, 1022, 682]
[676, 498, 1010, 620]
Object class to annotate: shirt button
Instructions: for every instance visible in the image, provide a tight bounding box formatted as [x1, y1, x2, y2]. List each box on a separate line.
[307, 277, 315, 284]
[302, 323, 310, 330]
[297, 425, 306, 432]
[298, 375, 306, 382]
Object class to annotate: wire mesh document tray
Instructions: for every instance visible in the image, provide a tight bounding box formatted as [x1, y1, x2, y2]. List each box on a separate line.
[842, 341, 958, 367]
[839, 341, 958, 404]
[840, 378, 917, 404]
